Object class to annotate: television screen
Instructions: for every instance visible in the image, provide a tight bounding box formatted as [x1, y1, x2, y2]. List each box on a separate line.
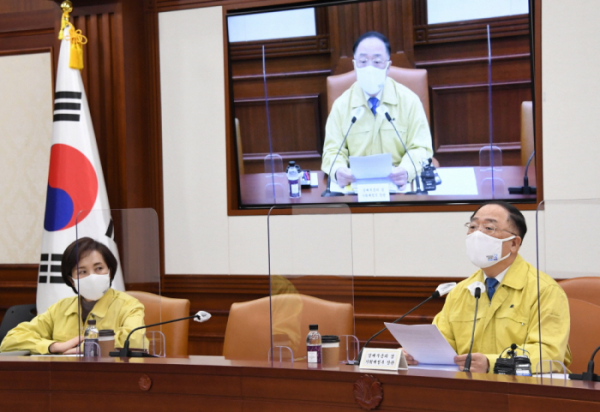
[227, 0, 536, 209]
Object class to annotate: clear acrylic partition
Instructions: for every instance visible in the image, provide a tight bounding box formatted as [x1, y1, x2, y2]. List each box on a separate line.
[264, 153, 286, 203]
[536, 199, 600, 374]
[76, 209, 162, 357]
[267, 204, 356, 366]
[477, 24, 505, 199]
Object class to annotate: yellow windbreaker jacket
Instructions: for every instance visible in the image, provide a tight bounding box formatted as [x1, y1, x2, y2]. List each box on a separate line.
[433, 254, 571, 373]
[0, 289, 145, 354]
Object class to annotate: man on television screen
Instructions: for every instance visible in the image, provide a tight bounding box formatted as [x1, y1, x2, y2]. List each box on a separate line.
[321, 31, 433, 188]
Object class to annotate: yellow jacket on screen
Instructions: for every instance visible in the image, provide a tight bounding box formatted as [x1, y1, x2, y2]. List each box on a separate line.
[0, 288, 145, 354]
[321, 77, 433, 182]
[433, 254, 572, 373]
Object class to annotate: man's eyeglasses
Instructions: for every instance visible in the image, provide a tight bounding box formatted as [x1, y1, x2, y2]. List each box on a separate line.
[353, 58, 390, 70]
[464, 222, 518, 237]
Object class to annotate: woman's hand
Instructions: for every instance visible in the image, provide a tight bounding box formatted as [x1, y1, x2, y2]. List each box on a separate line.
[49, 336, 83, 354]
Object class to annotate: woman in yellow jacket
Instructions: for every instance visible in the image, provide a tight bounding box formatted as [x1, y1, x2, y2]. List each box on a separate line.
[0, 237, 145, 354]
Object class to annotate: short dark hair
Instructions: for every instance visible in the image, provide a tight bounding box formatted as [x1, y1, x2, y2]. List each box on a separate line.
[61, 237, 118, 294]
[353, 31, 391, 58]
[471, 201, 527, 241]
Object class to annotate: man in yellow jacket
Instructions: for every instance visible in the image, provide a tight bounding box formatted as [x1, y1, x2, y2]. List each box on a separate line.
[410, 201, 571, 373]
[321, 31, 433, 188]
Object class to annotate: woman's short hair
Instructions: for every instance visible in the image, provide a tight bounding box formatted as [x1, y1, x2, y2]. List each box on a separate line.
[61, 237, 118, 294]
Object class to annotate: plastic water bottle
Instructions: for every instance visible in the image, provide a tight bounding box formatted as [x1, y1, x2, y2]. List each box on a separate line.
[306, 324, 322, 364]
[83, 318, 100, 357]
[287, 165, 301, 198]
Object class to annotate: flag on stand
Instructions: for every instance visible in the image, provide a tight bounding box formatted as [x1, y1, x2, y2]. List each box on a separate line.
[37, 8, 125, 313]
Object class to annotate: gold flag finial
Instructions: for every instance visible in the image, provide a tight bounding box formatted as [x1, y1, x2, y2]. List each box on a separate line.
[57, 1, 87, 70]
[60, 1, 73, 13]
[58, 1, 72, 40]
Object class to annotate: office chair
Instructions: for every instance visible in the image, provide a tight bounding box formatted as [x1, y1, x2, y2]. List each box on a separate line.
[126, 291, 190, 358]
[0, 304, 37, 345]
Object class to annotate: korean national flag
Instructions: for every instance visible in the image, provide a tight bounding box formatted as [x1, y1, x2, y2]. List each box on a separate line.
[36, 27, 125, 313]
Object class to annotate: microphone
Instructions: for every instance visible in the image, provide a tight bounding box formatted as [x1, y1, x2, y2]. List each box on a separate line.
[110, 311, 211, 358]
[463, 281, 485, 372]
[322, 106, 366, 197]
[508, 150, 537, 194]
[376, 105, 427, 194]
[355, 282, 456, 363]
[569, 345, 600, 381]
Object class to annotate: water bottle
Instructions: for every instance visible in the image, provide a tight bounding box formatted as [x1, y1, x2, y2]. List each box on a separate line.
[287, 165, 301, 198]
[83, 318, 100, 357]
[306, 324, 322, 364]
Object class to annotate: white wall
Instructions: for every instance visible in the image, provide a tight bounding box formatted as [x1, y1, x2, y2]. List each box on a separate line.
[427, 0, 529, 25]
[159, 2, 600, 279]
[0, 52, 52, 263]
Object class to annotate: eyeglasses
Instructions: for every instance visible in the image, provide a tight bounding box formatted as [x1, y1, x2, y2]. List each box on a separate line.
[353, 58, 390, 70]
[464, 222, 518, 237]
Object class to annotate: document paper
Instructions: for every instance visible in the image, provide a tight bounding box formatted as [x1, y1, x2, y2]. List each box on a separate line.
[384, 323, 457, 365]
[349, 153, 392, 179]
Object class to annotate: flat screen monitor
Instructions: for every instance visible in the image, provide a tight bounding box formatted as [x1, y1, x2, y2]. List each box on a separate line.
[226, 0, 536, 209]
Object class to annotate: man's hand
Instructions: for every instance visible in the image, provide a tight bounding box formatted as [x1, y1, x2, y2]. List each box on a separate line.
[454, 353, 489, 373]
[49, 336, 82, 355]
[335, 167, 356, 187]
[403, 351, 419, 365]
[389, 166, 408, 187]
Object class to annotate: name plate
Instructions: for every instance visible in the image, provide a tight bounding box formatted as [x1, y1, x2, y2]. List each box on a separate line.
[359, 348, 407, 371]
[356, 183, 390, 202]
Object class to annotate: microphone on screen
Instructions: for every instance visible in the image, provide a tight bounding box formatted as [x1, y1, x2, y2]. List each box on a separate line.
[110, 311, 211, 358]
[463, 281, 485, 372]
[355, 282, 457, 364]
[321, 106, 366, 197]
[508, 150, 537, 195]
[376, 105, 427, 195]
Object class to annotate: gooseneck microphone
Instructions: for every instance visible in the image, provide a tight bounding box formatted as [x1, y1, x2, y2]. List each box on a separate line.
[110, 311, 211, 358]
[322, 106, 366, 197]
[376, 105, 427, 194]
[355, 282, 456, 363]
[508, 150, 537, 195]
[463, 281, 485, 372]
[569, 345, 600, 381]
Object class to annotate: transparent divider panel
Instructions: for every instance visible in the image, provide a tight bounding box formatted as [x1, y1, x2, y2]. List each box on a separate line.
[76, 209, 161, 356]
[535, 199, 600, 373]
[264, 154, 286, 203]
[267, 204, 356, 365]
[479, 146, 505, 198]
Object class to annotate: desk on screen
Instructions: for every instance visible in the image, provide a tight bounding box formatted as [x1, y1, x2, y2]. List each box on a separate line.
[240, 166, 536, 206]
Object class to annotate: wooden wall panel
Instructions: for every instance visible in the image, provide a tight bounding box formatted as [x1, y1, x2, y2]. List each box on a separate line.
[431, 81, 532, 166]
[329, 0, 415, 73]
[234, 95, 323, 173]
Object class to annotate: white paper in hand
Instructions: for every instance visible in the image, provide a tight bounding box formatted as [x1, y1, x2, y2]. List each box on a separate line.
[384, 323, 457, 365]
[349, 153, 392, 179]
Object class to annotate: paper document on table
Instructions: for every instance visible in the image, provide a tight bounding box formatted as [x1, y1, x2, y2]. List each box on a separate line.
[384, 323, 457, 365]
[431, 167, 478, 195]
[349, 153, 392, 179]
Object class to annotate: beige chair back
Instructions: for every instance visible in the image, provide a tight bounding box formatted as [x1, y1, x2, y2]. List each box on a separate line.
[521, 101, 534, 166]
[223, 294, 353, 361]
[126, 291, 190, 358]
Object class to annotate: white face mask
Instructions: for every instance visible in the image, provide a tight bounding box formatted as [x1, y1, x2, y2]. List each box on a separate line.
[75, 273, 111, 301]
[355, 62, 389, 96]
[466, 230, 515, 269]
